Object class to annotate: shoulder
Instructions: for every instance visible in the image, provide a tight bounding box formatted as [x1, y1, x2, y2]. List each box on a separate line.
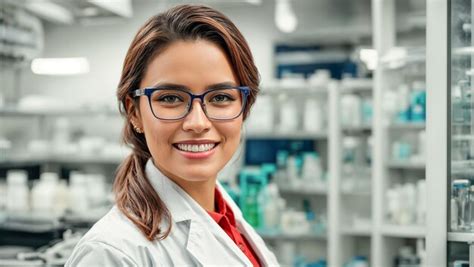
[79, 206, 149, 245]
[66, 206, 161, 267]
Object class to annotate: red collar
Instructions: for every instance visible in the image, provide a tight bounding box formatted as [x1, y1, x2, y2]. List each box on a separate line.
[207, 187, 236, 225]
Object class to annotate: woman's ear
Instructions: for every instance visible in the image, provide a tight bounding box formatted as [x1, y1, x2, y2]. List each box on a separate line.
[125, 96, 144, 133]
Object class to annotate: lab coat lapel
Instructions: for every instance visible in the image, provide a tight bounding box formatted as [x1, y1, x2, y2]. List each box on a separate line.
[145, 160, 251, 266]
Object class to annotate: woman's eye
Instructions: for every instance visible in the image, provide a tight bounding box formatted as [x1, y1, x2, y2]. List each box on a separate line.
[158, 95, 183, 103]
[211, 94, 233, 102]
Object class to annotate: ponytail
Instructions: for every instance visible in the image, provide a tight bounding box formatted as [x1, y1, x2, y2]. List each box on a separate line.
[113, 152, 172, 241]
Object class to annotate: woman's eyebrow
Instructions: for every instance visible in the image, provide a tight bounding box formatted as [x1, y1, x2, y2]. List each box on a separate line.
[151, 81, 238, 91]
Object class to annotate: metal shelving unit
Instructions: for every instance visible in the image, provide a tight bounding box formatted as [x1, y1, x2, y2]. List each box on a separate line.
[372, 1, 427, 266]
[330, 77, 374, 267]
[244, 82, 336, 265]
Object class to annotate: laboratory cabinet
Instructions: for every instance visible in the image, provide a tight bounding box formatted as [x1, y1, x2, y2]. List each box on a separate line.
[427, 0, 474, 266]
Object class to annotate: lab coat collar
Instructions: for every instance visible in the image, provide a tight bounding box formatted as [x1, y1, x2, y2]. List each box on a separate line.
[145, 159, 253, 266]
[145, 159, 275, 266]
[145, 159, 198, 223]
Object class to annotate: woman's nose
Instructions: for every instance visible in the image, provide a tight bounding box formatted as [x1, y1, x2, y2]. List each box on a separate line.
[182, 100, 212, 133]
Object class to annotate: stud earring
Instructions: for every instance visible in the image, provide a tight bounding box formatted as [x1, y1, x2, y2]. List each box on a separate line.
[131, 120, 143, 134]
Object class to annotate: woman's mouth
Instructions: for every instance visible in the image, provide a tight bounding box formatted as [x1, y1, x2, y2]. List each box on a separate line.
[174, 143, 218, 152]
[172, 142, 220, 159]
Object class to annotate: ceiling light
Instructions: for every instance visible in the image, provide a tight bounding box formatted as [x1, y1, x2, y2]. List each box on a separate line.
[275, 0, 297, 33]
[24, 1, 74, 24]
[31, 58, 90, 75]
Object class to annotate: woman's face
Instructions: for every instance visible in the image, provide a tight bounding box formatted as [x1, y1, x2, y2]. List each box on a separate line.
[135, 40, 243, 183]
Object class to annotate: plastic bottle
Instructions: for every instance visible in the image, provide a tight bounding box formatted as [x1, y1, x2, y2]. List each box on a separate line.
[301, 152, 323, 188]
[54, 179, 69, 215]
[286, 155, 300, 188]
[451, 197, 459, 231]
[303, 98, 323, 133]
[361, 98, 373, 125]
[469, 185, 474, 229]
[86, 174, 107, 208]
[6, 170, 29, 212]
[275, 150, 289, 187]
[245, 185, 260, 227]
[410, 81, 426, 122]
[341, 94, 362, 127]
[453, 179, 471, 230]
[31, 172, 59, 213]
[345, 256, 369, 267]
[278, 97, 299, 132]
[396, 84, 411, 123]
[416, 180, 426, 225]
[69, 172, 89, 214]
[263, 183, 281, 232]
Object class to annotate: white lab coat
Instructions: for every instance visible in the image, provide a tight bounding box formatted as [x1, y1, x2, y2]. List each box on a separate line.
[66, 159, 279, 267]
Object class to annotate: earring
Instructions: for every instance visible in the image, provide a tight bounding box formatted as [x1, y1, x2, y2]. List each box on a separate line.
[131, 120, 143, 134]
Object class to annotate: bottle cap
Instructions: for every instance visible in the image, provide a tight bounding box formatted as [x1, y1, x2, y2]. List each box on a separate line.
[453, 179, 470, 188]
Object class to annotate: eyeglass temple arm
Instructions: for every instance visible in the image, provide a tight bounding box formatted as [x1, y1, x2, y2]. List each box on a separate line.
[131, 89, 146, 97]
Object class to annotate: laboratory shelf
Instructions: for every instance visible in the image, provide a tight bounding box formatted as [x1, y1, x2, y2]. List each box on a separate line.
[245, 131, 328, 140]
[387, 122, 425, 130]
[379, 47, 426, 70]
[0, 211, 62, 233]
[341, 125, 372, 134]
[257, 230, 327, 241]
[279, 186, 327, 196]
[386, 160, 425, 170]
[340, 188, 371, 197]
[453, 46, 474, 56]
[452, 160, 474, 169]
[341, 225, 372, 236]
[339, 78, 373, 94]
[380, 224, 426, 238]
[447, 232, 474, 243]
[452, 135, 474, 141]
[260, 85, 328, 96]
[0, 106, 119, 117]
[0, 154, 124, 166]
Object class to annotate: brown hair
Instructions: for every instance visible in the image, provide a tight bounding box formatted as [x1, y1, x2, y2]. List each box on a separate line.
[114, 4, 259, 241]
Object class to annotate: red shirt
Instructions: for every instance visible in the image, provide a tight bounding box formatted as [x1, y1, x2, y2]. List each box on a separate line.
[207, 188, 261, 267]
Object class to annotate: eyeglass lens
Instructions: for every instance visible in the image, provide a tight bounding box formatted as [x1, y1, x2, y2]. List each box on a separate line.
[149, 88, 244, 120]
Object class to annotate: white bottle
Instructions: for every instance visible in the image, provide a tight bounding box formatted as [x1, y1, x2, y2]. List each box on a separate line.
[451, 197, 458, 231]
[246, 95, 274, 133]
[31, 172, 59, 213]
[301, 152, 323, 188]
[341, 94, 361, 127]
[69, 172, 89, 214]
[6, 170, 29, 212]
[404, 183, 417, 225]
[263, 183, 281, 231]
[286, 156, 300, 188]
[386, 188, 399, 223]
[278, 97, 299, 132]
[416, 180, 426, 225]
[87, 174, 107, 208]
[54, 179, 69, 215]
[303, 98, 323, 133]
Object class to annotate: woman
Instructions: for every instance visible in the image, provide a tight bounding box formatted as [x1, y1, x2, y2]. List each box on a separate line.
[66, 4, 279, 267]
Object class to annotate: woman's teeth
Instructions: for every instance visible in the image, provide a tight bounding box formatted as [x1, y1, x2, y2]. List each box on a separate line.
[176, 143, 216, 152]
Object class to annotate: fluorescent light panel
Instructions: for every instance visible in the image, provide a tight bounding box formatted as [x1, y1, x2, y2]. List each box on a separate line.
[31, 57, 90, 75]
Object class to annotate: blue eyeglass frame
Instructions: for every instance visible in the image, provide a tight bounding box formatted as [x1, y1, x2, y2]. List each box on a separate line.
[130, 86, 251, 121]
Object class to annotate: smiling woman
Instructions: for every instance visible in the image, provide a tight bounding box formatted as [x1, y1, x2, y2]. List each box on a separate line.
[65, 4, 279, 267]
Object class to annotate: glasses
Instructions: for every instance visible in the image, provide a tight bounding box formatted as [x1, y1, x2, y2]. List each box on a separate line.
[130, 86, 250, 121]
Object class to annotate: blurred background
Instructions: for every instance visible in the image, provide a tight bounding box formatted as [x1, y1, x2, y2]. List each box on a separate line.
[0, 0, 469, 266]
